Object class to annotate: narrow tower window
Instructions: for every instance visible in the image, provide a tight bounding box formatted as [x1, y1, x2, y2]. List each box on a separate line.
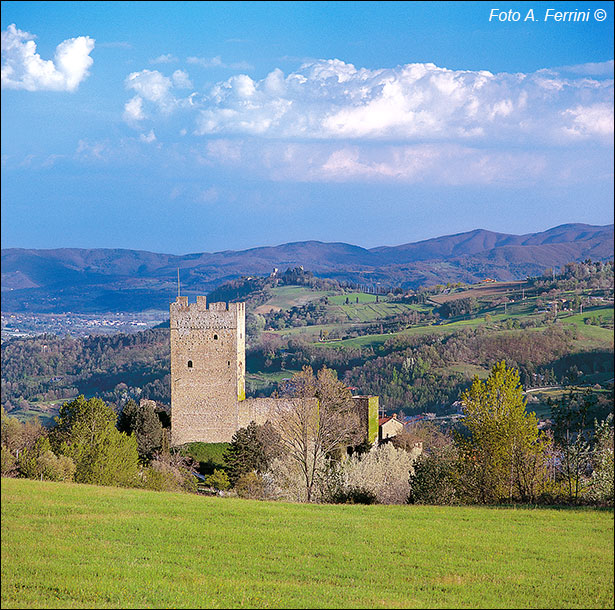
[187, 360, 193, 368]
[213, 334, 218, 340]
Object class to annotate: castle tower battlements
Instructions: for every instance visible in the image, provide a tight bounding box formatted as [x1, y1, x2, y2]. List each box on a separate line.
[170, 296, 246, 445]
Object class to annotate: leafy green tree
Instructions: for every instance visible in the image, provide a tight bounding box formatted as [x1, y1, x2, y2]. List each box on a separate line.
[50, 395, 139, 487]
[205, 469, 230, 491]
[456, 361, 551, 504]
[50, 395, 116, 450]
[224, 421, 282, 486]
[118, 399, 163, 461]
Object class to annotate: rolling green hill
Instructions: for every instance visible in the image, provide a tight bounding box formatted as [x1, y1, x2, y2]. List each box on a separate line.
[2, 223, 612, 313]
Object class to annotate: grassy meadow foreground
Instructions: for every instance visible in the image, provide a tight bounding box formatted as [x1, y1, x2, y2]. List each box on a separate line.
[2, 478, 613, 609]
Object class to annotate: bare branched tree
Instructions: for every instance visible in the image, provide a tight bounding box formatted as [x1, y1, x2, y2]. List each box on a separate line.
[276, 366, 362, 502]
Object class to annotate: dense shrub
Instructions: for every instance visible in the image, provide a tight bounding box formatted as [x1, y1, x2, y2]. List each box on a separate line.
[234, 472, 267, 500]
[142, 452, 198, 493]
[586, 415, 614, 506]
[205, 469, 231, 491]
[410, 445, 459, 505]
[1, 446, 18, 477]
[20, 436, 75, 482]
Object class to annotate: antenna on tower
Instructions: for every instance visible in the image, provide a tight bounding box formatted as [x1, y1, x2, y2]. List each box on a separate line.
[177, 268, 180, 298]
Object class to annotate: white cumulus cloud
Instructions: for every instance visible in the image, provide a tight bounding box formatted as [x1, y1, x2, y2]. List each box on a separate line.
[561, 103, 614, 139]
[1, 23, 94, 91]
[123, 95, 146, 123]
[123, 68, 194, 125]
[193, 59, 613, 144]
[172, 69, 193, 89]
[116, 57, 613, 186]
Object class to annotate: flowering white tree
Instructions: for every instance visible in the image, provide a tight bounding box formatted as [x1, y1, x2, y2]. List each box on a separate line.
[339, 442, 422, 504]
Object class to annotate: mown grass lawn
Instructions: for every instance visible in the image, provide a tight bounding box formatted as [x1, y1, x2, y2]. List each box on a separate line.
[2, 478, 613, 609]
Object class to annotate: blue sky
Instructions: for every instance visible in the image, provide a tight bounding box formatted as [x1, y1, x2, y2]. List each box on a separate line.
[1, 1, 613, 254]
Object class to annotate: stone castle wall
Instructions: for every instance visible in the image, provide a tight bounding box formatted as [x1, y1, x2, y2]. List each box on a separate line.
[170, 295, 377, 446]
[238, 397, 319, 430]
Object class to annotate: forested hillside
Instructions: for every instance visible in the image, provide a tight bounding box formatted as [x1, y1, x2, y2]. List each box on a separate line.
[2, 261, 613, 424]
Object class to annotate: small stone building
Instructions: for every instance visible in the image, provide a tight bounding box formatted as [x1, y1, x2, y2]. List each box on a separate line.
[170, 296, 378, 445]
[378, 415, 404, 442]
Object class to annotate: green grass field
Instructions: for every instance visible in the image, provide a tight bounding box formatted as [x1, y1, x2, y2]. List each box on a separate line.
[254, 286, 337, 312]
[328, 293, 380, 305]
[2, 478, 613, 609]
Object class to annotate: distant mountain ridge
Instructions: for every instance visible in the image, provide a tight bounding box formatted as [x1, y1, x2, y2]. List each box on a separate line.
[2, 223, 613, 313]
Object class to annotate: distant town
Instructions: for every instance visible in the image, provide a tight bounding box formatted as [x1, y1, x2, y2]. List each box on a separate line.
[1, 311, 167, 341]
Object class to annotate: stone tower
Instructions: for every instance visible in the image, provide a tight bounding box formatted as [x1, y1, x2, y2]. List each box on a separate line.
[169, 295, 379, 447]
[170, 296, 246, 445]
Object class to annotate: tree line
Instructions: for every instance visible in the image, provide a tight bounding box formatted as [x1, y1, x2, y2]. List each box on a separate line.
[3, 316, 612, 419]
[214, 362, 613, 506]
[4, 362, 611, 508]
[1, 396, 195, 493]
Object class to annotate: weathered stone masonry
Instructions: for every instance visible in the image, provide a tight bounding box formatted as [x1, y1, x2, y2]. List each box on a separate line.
[170, 295, 378, 445]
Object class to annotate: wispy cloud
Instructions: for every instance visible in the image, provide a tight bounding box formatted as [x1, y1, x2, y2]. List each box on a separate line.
[554, 60, 614, 77]
[150, 53, 178, 64]
[139, 130, 157, 143]
[196, 138, 556, 186]
[186, 55, 253, 70]
[1, 23, 94, 91]
[97, 41, 132, 49]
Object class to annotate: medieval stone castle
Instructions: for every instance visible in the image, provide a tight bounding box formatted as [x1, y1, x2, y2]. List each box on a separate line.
[170, 295, 378, 446]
